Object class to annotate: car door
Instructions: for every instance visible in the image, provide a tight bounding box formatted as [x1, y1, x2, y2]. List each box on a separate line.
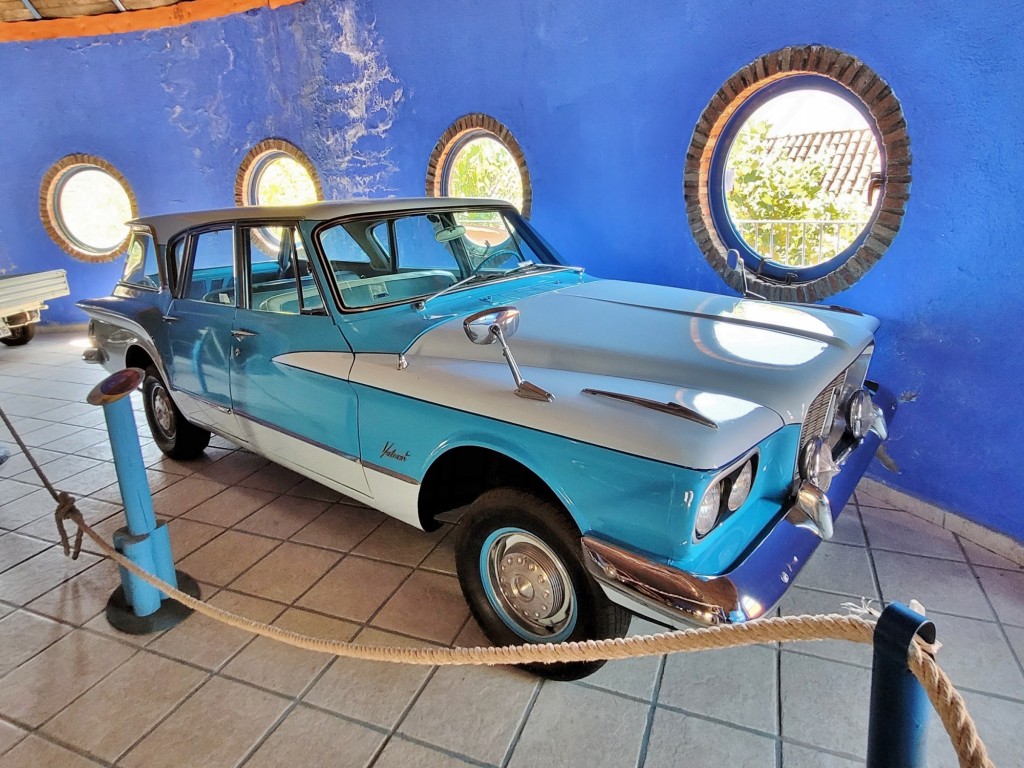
[161, 226, 239, 437]
[229, 223, 369, 495]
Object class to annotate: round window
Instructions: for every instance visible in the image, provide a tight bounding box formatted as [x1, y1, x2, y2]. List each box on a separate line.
[685, 47, 911, 302]
[40, 155, 136, 262]
[427, 114, 532, 216]
[236, 139, 322, 208]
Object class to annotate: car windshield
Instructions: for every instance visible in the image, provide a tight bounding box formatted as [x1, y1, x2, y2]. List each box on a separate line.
[316, 208, 565, 309]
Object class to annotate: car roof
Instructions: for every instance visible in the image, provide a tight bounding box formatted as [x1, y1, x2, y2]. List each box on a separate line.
[129, 197, 513, 244]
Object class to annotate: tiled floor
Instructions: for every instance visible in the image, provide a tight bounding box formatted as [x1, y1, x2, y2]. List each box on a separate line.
[1, 332, 1023, 768]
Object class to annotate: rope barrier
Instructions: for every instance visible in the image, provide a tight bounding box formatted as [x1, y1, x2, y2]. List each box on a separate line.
[0, 401, 995, 768]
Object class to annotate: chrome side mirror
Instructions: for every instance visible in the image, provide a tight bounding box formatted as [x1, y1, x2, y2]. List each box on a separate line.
[464, 306, 520, 345]
[463, 307, 552, 402]
[726, 249, 764, 300]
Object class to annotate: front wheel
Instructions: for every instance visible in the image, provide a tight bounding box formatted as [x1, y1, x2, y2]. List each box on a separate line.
[0, 324, 35, 347]
[142, 366, 211, 459]
[456, 487, 631, 680]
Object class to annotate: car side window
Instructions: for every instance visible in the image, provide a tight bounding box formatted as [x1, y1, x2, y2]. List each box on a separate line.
[242, 225, 325, 315]
[393, 214, 465, 273]
[120, 232, 159, 289]
[186, 228, 236, 304]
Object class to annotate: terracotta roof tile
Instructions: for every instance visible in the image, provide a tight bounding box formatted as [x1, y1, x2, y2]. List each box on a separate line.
[765, 128, 881, 197]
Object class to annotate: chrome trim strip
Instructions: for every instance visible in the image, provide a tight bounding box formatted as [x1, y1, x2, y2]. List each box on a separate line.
[581, 388, 718, 430]
[230, 407, 361, 464]
[361, 460, 419, 485]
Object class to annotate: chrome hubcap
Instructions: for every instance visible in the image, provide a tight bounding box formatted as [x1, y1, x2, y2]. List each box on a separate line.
[151, 384, 175, 438]
[486, 532, 573, 636]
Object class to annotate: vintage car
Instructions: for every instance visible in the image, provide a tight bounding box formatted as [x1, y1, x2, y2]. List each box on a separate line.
[79, 198, 894, 678]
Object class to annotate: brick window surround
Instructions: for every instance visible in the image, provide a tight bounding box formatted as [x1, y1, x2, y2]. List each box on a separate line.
[235, 138, 323, 207]
[39, 154, 138, 263]
[684, 45, 911, 302]
[425, 113, 533, 218]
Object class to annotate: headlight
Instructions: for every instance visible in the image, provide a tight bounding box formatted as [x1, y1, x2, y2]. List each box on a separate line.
[800, 436, 840, 492]
[694, 481, 722, 538]
[727, 460, 754, 511]
[845, 389, 873, 439]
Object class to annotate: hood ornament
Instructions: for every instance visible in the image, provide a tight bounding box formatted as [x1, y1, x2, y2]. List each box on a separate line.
[463, 307, 553, 403]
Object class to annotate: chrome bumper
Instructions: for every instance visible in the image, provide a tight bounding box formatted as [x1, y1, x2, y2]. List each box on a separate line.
[582, 384, 898, 627]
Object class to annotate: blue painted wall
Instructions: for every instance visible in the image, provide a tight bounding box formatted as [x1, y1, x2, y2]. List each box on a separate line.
[1, 0, 1021, 541]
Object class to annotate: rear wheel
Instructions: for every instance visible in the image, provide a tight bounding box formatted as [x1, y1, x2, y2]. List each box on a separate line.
[0, 324, 35, 347]
[456, 487, 631, 680]
[142, 366, 210, 459]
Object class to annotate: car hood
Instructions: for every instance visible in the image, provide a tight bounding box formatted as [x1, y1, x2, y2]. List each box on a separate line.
[339, 279, 877, 470]
[411, 279, 876, 425]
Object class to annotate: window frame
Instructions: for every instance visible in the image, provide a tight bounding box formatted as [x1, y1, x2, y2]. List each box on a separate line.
[425, 113, 533, 218]
[39, 154, 138, 263]
[117, 228, 162, 292]
[707, 74, 885, 282]
[238, 222, 329, 317]
[235, 138, 323, 209]
[683, 45, 911, 303]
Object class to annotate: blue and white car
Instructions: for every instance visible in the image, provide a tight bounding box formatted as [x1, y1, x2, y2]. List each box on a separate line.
[80, 198, 894, 679]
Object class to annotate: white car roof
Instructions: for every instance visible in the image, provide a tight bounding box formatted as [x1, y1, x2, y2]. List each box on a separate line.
[129, 197, 512, 245]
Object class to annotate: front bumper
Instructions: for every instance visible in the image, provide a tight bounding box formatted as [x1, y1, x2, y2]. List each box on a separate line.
[582, 384, 898, 628]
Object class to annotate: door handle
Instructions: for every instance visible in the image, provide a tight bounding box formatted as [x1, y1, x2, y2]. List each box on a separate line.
[161, 315, 180, 323]
[231, 329, 258, 340]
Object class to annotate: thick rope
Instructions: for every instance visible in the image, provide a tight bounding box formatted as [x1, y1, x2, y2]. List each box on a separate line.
[0, 402, 82, 558]
[0, 402, 994, 768]
[66, 510, 993, 768]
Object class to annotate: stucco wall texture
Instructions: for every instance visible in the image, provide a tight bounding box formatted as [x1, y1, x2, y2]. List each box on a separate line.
[1, 0, 1021, 540]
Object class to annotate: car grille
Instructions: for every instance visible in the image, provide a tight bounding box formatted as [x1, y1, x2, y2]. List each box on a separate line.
[795, 369, 848, 478]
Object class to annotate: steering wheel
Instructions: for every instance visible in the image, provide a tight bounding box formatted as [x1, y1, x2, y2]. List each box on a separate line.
[476, 249, 521, 271]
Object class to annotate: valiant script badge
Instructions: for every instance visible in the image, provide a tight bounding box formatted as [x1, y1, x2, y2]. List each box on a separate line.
[380, 442, 410, 462]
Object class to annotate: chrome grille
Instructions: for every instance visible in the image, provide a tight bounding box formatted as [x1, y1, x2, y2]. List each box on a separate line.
[795, 369, 848, 478]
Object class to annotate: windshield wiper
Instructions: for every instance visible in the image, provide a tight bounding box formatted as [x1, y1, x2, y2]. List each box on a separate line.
[500, 262, 585, 277]
[413, 273, 491, 311]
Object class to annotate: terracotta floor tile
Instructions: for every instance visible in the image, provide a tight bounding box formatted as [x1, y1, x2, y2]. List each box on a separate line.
[192, 451, 269, 485]
[372, 737, 479, 768]
[400, 665, 537, 763]
[119, 675, 289, 768]
[26, 559, 120, 626]
[507, 683, 649, 768]
[371, 570, 469, 645]
[149, 477, 227, 518]
[234, 495, 328, 540]
[183, 485, 278, 528]
[0, 533, 49, 574]
[304, 628, 435, 728]
[176, 530, 278, 586]
[297, 555, 410, 622]
[645, 708, 777, 768]
[290, 503, 386, 552]
[236, 462, 305, 494]
[0, 630, 135, 727]
[0, 735, 103, 767]
[0, 547, 101, 605]
[353, 518, 447, 567]
[244, 705, 384, 768]
[0, 610, 73, 677]
[165, 517, 224, 558]
[222, 607, 358, 696]
[230, 541, 340, 604]
[147, 589, 284, 670]
[0, 720, 26, 757]
[41, 651, 207, 762]
[873, 550, 994, 621]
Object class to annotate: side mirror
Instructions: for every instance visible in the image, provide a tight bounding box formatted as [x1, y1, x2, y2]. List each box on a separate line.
[463, 306, 551, 402]
[464, 306, 520, 345]
[726, 248, 765, 300]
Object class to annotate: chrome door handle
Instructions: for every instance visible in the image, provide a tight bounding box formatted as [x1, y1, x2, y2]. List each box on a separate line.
[231, 329, 258, 339]
[162, 315, 180, 323]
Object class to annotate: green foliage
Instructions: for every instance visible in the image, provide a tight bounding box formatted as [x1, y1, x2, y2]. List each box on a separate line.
[447, 138, 524, 212]
[725, 121, 870, 268]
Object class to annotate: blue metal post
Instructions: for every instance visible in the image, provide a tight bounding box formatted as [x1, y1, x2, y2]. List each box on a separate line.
[87, 369, 194, 628]
[866, 602, 936, 768]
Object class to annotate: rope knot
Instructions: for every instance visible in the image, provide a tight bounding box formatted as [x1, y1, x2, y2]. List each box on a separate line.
[53, 491, 84, 560]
